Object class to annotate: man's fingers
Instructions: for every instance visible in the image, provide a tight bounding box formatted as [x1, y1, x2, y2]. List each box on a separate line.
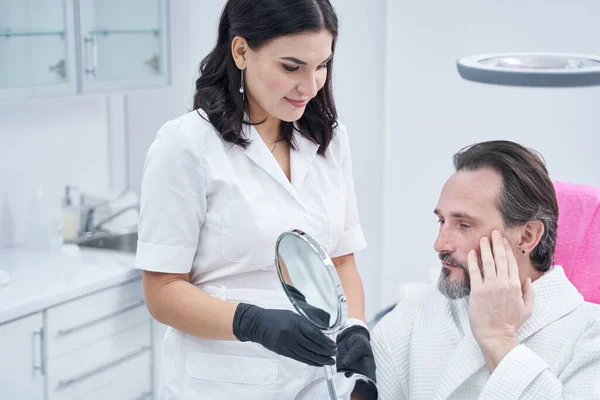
[522, 277, 535, 317]
[504, 238, 520, 282]
[480, 236, 496, 280]
[492, 230, 508, 281]
[467, 249, 483, 287]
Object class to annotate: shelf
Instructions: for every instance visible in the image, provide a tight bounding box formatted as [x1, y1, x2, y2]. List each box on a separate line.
[88, 29, 160, 37]
[0, 30, 65, 39]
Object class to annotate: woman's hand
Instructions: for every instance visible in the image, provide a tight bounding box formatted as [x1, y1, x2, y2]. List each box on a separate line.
[336, 325, 376, 382]
[233, 303, 337, 366]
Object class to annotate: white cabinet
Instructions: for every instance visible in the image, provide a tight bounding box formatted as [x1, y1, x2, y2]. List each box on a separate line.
[47, 322, 152, 400]
[45, 279, 153, 400]
[0, 312, 45, 400]
[0, 0, 78, 100]
[0, 0, 170, 101]
[0, 278, 153, 400]
[46, 279, 148, 359]
[77, 0, 169, 93]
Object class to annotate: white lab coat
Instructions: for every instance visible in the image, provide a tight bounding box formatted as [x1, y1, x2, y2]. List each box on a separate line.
[135, 110, 366, 399]
[372, 265, 600, 400]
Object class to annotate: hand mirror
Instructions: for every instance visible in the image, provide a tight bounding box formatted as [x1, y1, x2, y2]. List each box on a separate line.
[275, 229, 378, 400]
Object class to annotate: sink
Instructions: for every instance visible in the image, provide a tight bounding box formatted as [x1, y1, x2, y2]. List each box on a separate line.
[74, 230, 138, 253]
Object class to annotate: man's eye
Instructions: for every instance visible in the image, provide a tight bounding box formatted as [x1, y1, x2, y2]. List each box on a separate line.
[438, 219, 445, 226]
[460, 223, 471, 229]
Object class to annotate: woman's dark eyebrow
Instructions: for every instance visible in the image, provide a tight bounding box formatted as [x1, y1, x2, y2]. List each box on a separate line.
[279, 54, 333, 65]
[280, 57, 307, 65]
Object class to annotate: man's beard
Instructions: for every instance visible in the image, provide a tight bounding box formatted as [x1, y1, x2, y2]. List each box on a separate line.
[437, 253, 471, 299]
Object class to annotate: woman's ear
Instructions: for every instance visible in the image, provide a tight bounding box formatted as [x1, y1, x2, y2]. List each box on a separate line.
[518, 220, 545, 254]
[231, 36, 248, 69]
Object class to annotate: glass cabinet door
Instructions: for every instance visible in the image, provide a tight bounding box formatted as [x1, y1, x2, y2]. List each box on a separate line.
[78, 0, 169, 93]
[0, 0, 77, 101]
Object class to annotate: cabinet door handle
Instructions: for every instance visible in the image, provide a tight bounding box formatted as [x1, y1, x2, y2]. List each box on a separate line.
[83, 36, 96, 76]
[32, 328, 45, 376]
[90, 35, 98, 74]
[56, 345, 151, 391]
[56, 299, 146, 338]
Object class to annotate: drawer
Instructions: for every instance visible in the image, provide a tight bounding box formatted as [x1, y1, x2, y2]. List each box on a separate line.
[47, 279, 150, 359]
[61, 351, 152, 400]
[77, 383, 152, 400]
[47, 322, 152, 400]
[57, 352, 152, 400]
[78, 384, 152, 400]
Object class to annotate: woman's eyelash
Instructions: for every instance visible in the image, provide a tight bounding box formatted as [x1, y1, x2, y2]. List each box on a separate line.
[282, 64, 328, 72]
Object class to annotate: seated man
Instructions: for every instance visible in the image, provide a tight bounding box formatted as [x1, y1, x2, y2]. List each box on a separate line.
[372, 140, 600, 399]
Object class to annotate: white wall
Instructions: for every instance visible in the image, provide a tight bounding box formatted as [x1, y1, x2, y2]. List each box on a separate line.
[331, 0, 385, 319]
[381, 0, 600, 308]
[0, 2, 178, 250]
[0, 96, 112, 248]
[126, 0, 224, 192]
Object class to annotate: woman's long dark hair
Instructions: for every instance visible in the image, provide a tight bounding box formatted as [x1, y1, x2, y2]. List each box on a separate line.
[193, 0, 339, 156]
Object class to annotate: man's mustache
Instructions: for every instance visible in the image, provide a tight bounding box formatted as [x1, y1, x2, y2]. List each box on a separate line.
[439, 253, 468, 271]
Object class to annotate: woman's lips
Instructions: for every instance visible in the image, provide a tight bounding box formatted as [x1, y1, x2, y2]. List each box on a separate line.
[285, 97, 309, 107]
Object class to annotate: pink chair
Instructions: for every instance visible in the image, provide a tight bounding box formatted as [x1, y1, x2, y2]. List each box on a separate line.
[553, 181, 600, 304]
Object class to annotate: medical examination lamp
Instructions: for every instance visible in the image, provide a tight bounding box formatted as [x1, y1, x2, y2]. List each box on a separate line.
[457, 53, 600, 87]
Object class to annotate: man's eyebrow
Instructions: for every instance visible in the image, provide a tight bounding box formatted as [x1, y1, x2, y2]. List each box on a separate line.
[434, 208, 481, 222]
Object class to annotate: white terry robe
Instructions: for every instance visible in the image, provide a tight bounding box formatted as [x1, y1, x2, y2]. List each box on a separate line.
[372, 266, 600, 399]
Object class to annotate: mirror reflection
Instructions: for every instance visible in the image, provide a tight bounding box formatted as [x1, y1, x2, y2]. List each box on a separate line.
[277, 232, 339, 330]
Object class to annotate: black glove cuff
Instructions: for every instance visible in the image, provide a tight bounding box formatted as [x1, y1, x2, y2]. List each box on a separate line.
[336, 324, 371, 344]
[232, 302, 256, 342]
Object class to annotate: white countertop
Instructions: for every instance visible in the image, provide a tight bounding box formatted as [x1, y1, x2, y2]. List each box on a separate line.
[0, 246, 140, 325]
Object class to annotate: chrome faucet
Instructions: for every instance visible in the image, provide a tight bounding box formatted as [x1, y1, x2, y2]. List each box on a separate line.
[77, 189, 139, 236]
[82, 204, 139, 234]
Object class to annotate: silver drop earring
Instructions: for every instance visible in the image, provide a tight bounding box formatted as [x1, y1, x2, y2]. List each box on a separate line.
[239, 68, 245, 101]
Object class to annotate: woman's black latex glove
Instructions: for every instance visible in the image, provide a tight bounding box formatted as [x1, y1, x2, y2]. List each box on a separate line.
[285, 284, 331, 328]
[233, 302, 337, 367]
[336, 325, 377, 382]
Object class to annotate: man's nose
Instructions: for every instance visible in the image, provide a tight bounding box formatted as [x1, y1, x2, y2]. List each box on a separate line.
[434, 226, 457, 254]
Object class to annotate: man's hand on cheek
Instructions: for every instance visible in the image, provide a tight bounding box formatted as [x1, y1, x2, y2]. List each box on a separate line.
[466, 230, 535, 373]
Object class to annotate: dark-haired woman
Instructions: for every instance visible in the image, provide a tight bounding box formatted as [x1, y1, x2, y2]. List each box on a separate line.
[135, 1, 374, 397]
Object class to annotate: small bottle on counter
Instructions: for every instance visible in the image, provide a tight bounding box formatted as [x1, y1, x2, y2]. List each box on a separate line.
[62, 185, 80, 242]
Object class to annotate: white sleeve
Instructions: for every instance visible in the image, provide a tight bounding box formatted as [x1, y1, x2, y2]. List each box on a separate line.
[478, 319, 600, 400]
[134, 120, 208, 274]
[329, 124, 367, 258]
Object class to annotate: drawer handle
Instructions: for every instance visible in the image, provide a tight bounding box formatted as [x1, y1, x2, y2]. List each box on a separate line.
[56, 345, 151, 391]
[32, 328, 45, 375]
[133, 391, 153, 400]
[56, 299, 146, 337]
